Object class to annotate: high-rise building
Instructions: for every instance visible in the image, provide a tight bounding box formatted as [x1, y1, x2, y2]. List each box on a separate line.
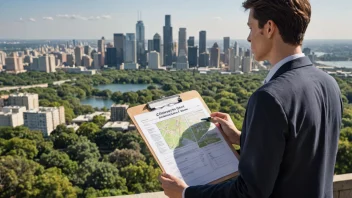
[24, 55, 33, 65]
[8, 93, 39, 110]
[188, 46, 198, 67]
[93, 53, 102, 69]
[124, 63, 139, 70]
[188, 36, 195, 47]
[199, 52, 210, 67]
[239, 47, 244, 57]
[163, 15, 173, 66]
[148, 40, 154, 52]
[24, 106, 65, 137]
[173, 42, 178, 61]
[73, 39, 76, 47]
[83, 55, 93, 68]
[242, 57, 252, 73]
[176, 49, 189, 70]
[199, 31, 207, 54]
[5, 53, 24, 73]
[136, 20, 146, 66]
[114, 33, 125, 65]
[224, 37, 230, 53]
[160, 44, 164, 66]
[178, 28, 187, 55]
[234, 42, 239, 56]
[0, 51, 6, 66]
[67, 54, 75, 66]
[106, 48, 117, 67]
[74, 46, 83, 66]
[148, 51, 160, 70]
[98, 37, 106, 66]
[38, 55, 49, 73]
[153, 33, 161, 53]
[224, 37, 230, 64]
[245, 49, 251, 57]
[31, 57, 39, 71]
[125, 33, 137, 63]
[229, 48, 240, 72]
[210, 43, 220, 67]
[111, 104, 129, 121]
[58, 53, 67, 65]
[0, 106, 26, 127]
[84, 46, 91, 56]
[48, 54, 56, 72]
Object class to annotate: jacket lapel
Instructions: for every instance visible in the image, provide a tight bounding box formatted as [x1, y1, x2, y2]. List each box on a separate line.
[269, 56, 313, 82]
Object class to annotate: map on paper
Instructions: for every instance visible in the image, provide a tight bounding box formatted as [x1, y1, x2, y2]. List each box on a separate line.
[156, 112, 221, 149]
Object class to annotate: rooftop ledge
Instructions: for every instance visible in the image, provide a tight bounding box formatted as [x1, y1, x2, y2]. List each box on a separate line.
[101, 174, 352, 198]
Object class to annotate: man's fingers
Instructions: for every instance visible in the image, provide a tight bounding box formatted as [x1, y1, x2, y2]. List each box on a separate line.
[211, 112, 229, 119]
[212, 117, 227, 126]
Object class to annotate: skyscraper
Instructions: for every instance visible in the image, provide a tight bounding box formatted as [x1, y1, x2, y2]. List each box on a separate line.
[148, 51, 160, 70]
[223, 37, 230, 53]
[242, 57, 252, 73]
[199, 31, 207, 54]
[0, 51, 7, 66]
[153, 33, 161, 53]
[176, 49, 189, 70]
[234, 42, 239, 56]
[98, 37, 105, 66]
[82, 55, 93, 68]
[84, 46, 91, 56]
[66, 54, 74, 66]
[48, 54, 56, 72]
[136, 20, 146, 66]
[188, 46, 198, 67]
[199, 52, 209, 67]
[148, 40, 154, 52]
[163, 15, 173, 66]
[210, 43, 220, 67]
[178, 28, 187, 55]
[188, 36, 195, 47]
[106, 47, 117, 67]
[114, 34, 125, 65]
[5, 53, 24, 73]
[74, 46, 83, 66]
[125, 33, 137, 63]
[93, 53, 102, 69]
[58, 53, 67, 65]
[38, 55, 49, 73]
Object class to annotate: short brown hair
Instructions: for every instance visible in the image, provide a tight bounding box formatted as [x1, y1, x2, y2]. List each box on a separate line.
[243, 0, 311, 45]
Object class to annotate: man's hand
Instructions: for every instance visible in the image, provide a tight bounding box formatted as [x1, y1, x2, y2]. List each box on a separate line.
[211, 112, 241, 145]
[159, 173, 188, 198]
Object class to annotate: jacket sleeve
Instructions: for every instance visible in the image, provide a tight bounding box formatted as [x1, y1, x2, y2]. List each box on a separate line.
[185, 90, 288, 198]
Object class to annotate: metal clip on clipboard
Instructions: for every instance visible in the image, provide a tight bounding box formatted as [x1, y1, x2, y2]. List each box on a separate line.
[147, 94, 182, 111]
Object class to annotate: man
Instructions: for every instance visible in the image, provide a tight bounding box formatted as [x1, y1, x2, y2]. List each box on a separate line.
[159, 0, 343, 197]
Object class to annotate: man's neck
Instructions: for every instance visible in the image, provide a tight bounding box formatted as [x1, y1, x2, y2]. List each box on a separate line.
[268, 44, 302, 69]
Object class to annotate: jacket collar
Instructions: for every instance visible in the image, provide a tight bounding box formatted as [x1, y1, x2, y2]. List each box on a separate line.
[269, 56, 313, 82]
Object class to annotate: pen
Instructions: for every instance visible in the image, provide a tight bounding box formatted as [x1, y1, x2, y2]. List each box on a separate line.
[201, 117, 212, 122]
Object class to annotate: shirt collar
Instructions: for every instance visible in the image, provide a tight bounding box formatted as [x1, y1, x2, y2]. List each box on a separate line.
[263, 53, 305, 84]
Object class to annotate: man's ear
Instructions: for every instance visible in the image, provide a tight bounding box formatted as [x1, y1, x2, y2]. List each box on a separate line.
[266, 20, 276, 39]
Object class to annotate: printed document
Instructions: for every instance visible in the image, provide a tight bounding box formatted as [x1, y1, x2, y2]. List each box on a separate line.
[134, 98, 239, 186]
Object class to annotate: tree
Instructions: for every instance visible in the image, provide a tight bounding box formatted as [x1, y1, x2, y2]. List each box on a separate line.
[92, 115, 107, 128]
[335, 140, 352, 174]
[108, 149, 146, 169]
[76, 122, 100, 140]
[66, 136, 101, 162]
[39, 150, 78, 176]
[32, 168, 77, 198]
[3, 138, 38, 159]
[0, 156, 44, 197]
[120, 161, 162, 193]
[86, 162, 127, 190]
[50, 125, 79, 149]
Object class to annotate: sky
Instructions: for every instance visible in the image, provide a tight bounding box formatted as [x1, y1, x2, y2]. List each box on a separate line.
[0, 0, 351, 40]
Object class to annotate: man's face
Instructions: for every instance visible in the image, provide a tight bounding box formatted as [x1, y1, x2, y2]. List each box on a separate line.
[247, 9, 271, 61]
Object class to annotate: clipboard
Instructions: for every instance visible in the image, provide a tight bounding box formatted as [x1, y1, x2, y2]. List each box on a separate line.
[127, 90, 240, 184]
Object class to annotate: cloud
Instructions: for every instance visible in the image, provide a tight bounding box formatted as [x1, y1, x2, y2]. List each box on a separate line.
[43, 17, 54, 21]
[29, 18, 36, 22]
[213, 16, 223, 21]
[56, 14, 111, 21]
[19, 17, 24, 22]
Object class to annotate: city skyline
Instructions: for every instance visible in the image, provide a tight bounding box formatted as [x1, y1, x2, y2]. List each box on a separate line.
[0, 0, 351, 40]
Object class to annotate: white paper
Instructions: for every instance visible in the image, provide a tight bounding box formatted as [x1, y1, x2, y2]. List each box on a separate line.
[134, 98, 239, 186]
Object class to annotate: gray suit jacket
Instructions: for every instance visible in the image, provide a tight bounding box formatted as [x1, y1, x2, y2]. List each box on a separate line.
[185, 57, 343, 198]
